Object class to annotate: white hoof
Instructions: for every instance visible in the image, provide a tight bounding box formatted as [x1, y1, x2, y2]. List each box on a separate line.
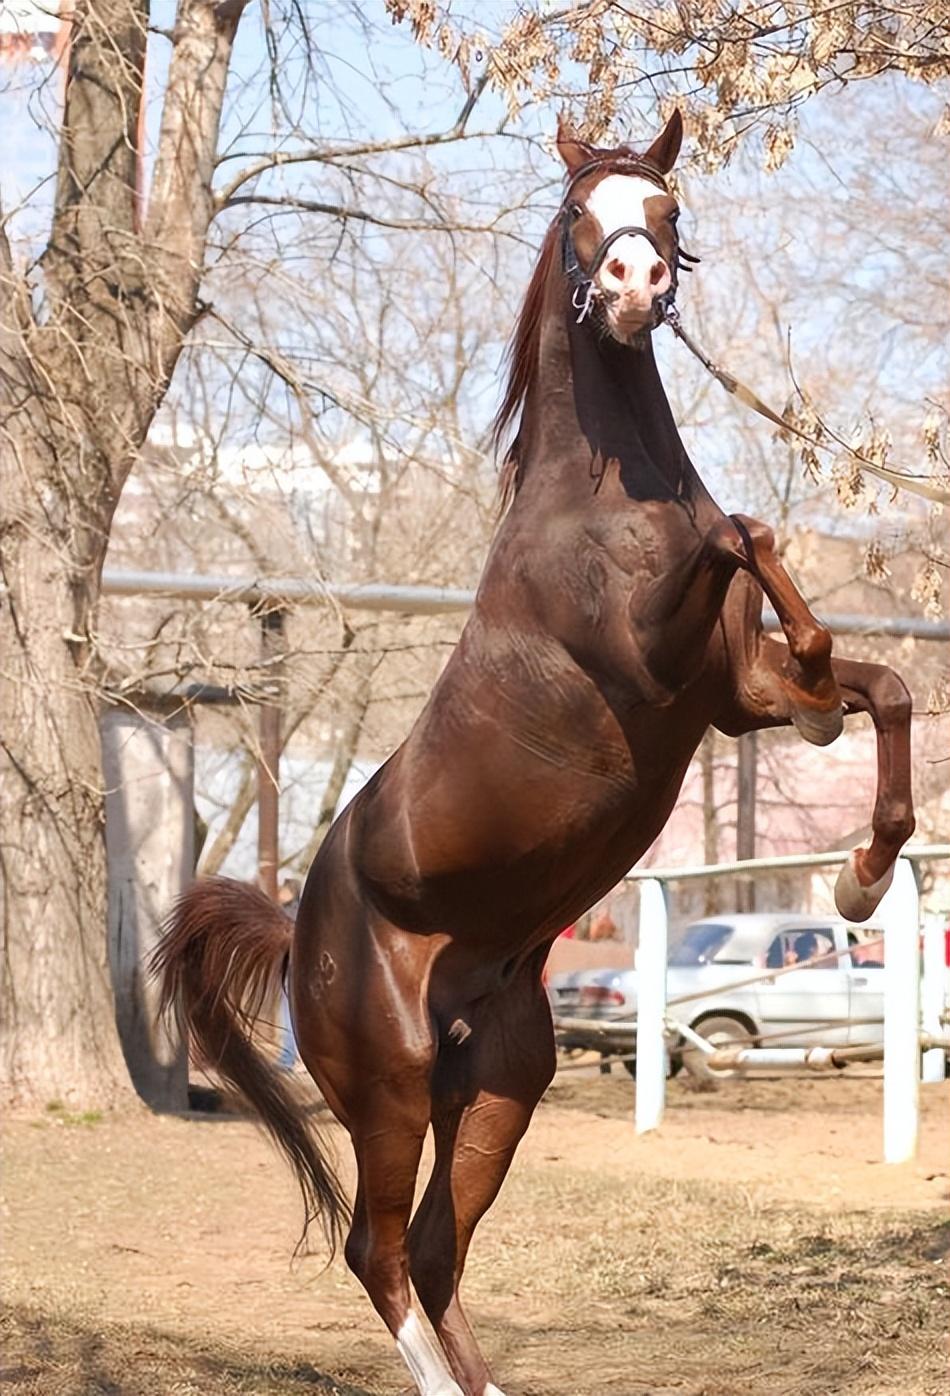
[791, 700, 843, 747]
[834, 851, 893, 923]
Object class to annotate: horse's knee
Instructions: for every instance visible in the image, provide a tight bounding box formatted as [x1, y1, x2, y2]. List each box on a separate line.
[794, 620, 832, 667]
[706, 515, 781, 581]
[730, 513, 775, 554]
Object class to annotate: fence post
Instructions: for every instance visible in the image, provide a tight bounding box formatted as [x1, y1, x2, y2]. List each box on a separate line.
[882, 857, 920, 1163]
[920, 915, 946, 1085]
[635, 877, 668, 1135]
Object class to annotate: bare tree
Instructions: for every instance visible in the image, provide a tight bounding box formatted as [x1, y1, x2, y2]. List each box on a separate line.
[0, 1, 501, 1109]
[0, 1, 251, 1108]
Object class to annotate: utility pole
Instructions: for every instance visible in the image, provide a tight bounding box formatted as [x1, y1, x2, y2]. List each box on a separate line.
[736, 730, 757, 911]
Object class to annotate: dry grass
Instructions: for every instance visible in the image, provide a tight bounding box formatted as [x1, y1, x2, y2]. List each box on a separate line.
[2, 1073, 948, 1395]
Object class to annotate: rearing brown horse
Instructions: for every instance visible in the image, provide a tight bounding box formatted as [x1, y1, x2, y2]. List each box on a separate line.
[155, 112, 914, 1395]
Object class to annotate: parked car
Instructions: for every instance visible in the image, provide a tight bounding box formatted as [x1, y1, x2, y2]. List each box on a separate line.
[548, 913, 886, 1078]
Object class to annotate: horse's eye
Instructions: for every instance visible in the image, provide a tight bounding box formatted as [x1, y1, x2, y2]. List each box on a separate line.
[569, 202, 584, 220]
[669, 209, 680, 225]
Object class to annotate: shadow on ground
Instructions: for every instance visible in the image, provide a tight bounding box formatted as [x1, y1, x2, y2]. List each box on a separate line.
[1, 1305, 374, 1396]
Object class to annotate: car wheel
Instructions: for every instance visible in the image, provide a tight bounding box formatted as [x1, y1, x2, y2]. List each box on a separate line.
[682, 1015, 755, 1083]
[622, 1053, 683, 1079]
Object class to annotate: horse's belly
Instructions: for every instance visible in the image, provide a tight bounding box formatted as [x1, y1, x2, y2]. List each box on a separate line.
[356, 713, 695, 941]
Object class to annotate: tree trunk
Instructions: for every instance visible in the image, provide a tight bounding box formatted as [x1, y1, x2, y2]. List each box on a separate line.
[0, 0, 247, 1110]
[197, 692, 324, 879]
[0, 523, 134, 1109]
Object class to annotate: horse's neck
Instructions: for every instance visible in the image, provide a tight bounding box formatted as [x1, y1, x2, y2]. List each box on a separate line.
[518, 285, 704, 507]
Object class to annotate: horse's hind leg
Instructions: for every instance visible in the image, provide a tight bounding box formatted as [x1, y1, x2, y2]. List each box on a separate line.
[407, 963, 556, 1395]
[295, 920, 462, 1395]
[345, 1085, 466, 1396]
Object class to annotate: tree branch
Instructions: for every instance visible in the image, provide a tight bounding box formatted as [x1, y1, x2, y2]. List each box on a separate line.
[214, 192, 502, 235]
[290, 649, 375, 874]
[144, 0, 250, 331]
[214, 125, 494, 208]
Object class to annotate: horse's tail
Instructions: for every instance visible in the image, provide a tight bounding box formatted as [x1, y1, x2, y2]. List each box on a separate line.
[151, 876, 350, 1254]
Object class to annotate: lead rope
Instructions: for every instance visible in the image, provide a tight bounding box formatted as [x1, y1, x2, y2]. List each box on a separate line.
[661, 304, 950, 505]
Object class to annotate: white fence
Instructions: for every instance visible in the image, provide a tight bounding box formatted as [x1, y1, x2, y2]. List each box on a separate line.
[626, 845, 949, 1164]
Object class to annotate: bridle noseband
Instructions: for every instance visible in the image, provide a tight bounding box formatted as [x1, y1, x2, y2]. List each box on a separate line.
[560, 156, 699, 327]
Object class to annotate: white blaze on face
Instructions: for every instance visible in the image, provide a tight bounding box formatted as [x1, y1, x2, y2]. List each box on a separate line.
[585, 173, 671, 309]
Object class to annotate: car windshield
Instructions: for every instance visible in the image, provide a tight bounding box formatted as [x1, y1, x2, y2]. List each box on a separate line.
[669, 923, 737, 966]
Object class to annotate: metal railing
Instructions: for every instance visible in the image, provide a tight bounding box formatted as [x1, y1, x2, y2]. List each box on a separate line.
[102, 569, 950, 640]
[621, 846, 949, 1163]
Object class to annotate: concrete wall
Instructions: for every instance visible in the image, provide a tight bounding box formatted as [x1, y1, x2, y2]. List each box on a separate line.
[102, 707, 192, 1111]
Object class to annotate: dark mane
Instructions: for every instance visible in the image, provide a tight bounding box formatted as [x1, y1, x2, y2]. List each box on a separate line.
[493, 219, 560, 510]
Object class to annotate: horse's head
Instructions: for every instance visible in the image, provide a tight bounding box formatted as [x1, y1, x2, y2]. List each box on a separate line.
[557, 111, 685, 346]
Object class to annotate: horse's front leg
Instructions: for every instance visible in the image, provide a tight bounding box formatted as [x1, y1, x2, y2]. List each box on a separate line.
[625, 514, 755, 701]
[715, 598, 914, 921]
[728, 514, 843, 746]
[633, 515, 842, 746]
[824, 656, 915, 921]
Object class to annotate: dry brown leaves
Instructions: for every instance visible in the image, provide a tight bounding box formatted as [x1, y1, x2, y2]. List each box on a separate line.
[385, 2, 950, 167]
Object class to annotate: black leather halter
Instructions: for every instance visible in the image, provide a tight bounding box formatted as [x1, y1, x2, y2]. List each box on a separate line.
[560, 156, 699, 326]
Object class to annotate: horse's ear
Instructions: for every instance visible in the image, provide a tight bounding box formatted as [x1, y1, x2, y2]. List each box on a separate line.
[556, 115, 595, 174]
[642, 109, 683, 174]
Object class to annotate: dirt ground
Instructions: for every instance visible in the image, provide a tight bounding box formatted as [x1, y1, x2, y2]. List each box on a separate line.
[3, 1069, 949, 1396]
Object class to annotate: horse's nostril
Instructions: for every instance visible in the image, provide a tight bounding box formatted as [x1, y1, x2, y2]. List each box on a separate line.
[606, 258, 627, 285]
[650, 259, 667, 286]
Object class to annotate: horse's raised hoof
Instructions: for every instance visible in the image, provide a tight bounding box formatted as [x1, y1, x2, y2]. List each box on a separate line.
[834, 851, 894, 922]
[790, 699, 844, 747]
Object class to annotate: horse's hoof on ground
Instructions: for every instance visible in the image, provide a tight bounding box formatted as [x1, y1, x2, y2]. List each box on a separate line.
[790, 699, 843, 747]
[834, 851, 893, 922]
